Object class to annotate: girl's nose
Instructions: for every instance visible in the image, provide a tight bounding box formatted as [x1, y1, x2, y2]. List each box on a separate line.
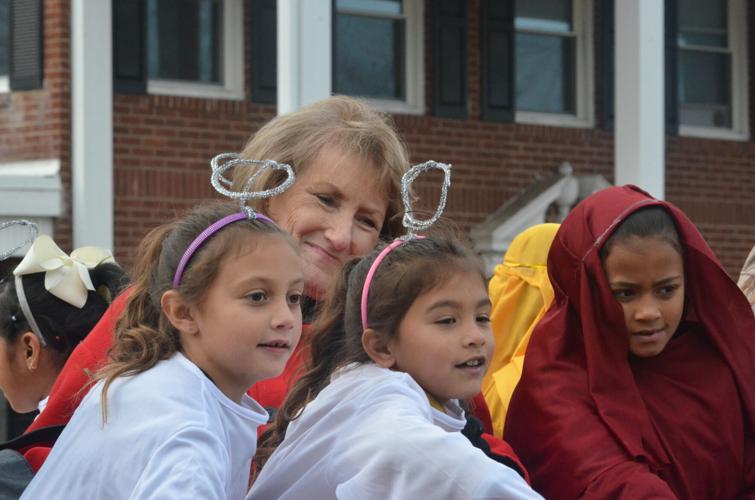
[463, 325, 487, 347]
[634, 299, 662, 322]
[272, 300, 297, 330]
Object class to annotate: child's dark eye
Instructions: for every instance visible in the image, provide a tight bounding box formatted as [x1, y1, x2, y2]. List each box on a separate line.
[246, 292, 267, 304]
[436, 317, 456, 325]
[658, 285, 679, 298]
[611, 289, 635, 301]
[476, 314, 491, 324]
[288, 293, 303, 306]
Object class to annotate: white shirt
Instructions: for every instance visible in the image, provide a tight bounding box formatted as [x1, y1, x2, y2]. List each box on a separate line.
[248, 363, 542, 500]
[22, 352, 268, 500]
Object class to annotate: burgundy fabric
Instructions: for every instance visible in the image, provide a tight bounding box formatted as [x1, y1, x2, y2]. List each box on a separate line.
[504, 185, 755, 499]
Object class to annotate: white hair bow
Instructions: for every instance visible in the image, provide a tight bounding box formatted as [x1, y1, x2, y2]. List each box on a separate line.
[13, 235, 115, 309]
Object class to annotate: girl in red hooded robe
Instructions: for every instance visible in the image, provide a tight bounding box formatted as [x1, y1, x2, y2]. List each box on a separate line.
[505, 185, 755, 498]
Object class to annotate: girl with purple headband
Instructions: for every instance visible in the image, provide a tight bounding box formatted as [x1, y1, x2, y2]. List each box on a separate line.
[249, 163, 541, 499]
[22, 157, 304, 499]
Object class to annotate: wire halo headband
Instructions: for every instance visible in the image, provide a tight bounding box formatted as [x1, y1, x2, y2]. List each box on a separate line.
[172, 153, 295, 289]
[360, 160, 451, 330]
[0, 219, 47, 345]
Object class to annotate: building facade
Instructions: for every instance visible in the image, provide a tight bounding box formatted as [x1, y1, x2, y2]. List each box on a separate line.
[0, 0, 753, 433]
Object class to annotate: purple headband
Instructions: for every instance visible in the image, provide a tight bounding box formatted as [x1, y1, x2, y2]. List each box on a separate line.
[360, 160, 451, 331]
[172, 212, 276, 289]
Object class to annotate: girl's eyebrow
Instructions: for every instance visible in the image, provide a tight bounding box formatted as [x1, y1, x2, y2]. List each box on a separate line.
[426, 298, 491, 312]
[609, 275, 682, 287]
[655, 275, 682, 285]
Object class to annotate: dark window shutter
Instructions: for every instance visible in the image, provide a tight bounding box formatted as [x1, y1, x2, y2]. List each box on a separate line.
[9, 0, 43, 90]
[113, 0, 146, 94]
[599, 0, 614, 131]
[251, 0, 276, 104]
[432, 0, 467, 118]
[664, 0, 678, 135]
[479, 0, 514, 122]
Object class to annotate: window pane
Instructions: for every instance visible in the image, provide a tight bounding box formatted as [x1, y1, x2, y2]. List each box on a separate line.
[515, 0, 571, 33]
[147, 0, 221, 83]
[337, 0, 401, 16]
[679, 50, 731, 127]
[678, 0, 727, 47]
[516, 33, 575, 113]
[0, 0, 8, 76]
[334, 14, 404, 99]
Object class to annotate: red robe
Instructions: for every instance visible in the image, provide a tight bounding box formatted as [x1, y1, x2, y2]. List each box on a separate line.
[504, 185, 755, 498]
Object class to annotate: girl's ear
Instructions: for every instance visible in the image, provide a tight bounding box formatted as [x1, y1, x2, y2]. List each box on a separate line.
[19, 332, 42, 372]
[161, 290, 198, 336]
[362, 328, 396, 368]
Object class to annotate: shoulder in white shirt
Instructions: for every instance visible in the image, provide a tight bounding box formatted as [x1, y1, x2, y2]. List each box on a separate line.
[248, 363, 542, 500]
[22, 352, 268, 500]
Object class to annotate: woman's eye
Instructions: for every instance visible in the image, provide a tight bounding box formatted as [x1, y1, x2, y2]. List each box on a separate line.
[246, 292, 267, 304]
[357, 217, 378, 230]
[358, 216, 378, 230]
[288, 293, 302, 305]
[316, 194, 335, 207]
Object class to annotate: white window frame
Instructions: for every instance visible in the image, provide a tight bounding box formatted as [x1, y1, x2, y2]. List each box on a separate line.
[0, 0, 7, 93]
[333, 0, 425, 115]
[679, 0, 749, 141]
[515, 0, 594, 128]
[147, 0, 244, 101]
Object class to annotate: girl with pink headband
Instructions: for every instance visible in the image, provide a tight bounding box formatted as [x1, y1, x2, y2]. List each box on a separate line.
[249, 163, 541, 499]
[22, 156, 304, 499]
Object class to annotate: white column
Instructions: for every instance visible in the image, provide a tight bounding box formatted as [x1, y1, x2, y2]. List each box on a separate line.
[70, 0, 113, 248]
[277, 0, 332, 114]
[614, 0, 665, 199]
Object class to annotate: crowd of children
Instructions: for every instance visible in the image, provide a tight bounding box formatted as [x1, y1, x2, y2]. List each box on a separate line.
[1, 96, 754, 499]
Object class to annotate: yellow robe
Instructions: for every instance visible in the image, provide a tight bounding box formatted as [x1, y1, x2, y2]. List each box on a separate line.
[482, 223, 558, 437]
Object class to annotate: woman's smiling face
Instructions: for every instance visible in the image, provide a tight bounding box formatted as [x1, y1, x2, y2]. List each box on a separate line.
[267, 147, 389, 299]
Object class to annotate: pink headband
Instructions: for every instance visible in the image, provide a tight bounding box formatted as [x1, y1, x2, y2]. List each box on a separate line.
[360, 236, 425, 330]
[172, 211, 276, 289]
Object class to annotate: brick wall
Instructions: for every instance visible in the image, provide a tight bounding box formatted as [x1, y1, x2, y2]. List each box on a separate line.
[0, 0, 71, 249]
[1, 0, 752, 279]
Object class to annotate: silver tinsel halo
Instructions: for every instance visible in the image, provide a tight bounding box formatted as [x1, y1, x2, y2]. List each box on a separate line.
[0, 220, 38, 261]
[210, 153, 295, 218]
[400, 160, 452, 238]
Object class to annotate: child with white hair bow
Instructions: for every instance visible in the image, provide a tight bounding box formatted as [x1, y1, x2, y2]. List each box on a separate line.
[0, 221, 126, 415]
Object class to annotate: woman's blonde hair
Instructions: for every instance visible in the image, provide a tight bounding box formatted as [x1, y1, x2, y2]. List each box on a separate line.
[234, 95, 410, 238]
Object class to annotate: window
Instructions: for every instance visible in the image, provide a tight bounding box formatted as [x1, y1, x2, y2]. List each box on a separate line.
[677, 0, 748, 139]
[333, 0, 424, 114]
[0, 0, 9, 92]
[514, 0, 593, 126]
[145, 0, 243, 99]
